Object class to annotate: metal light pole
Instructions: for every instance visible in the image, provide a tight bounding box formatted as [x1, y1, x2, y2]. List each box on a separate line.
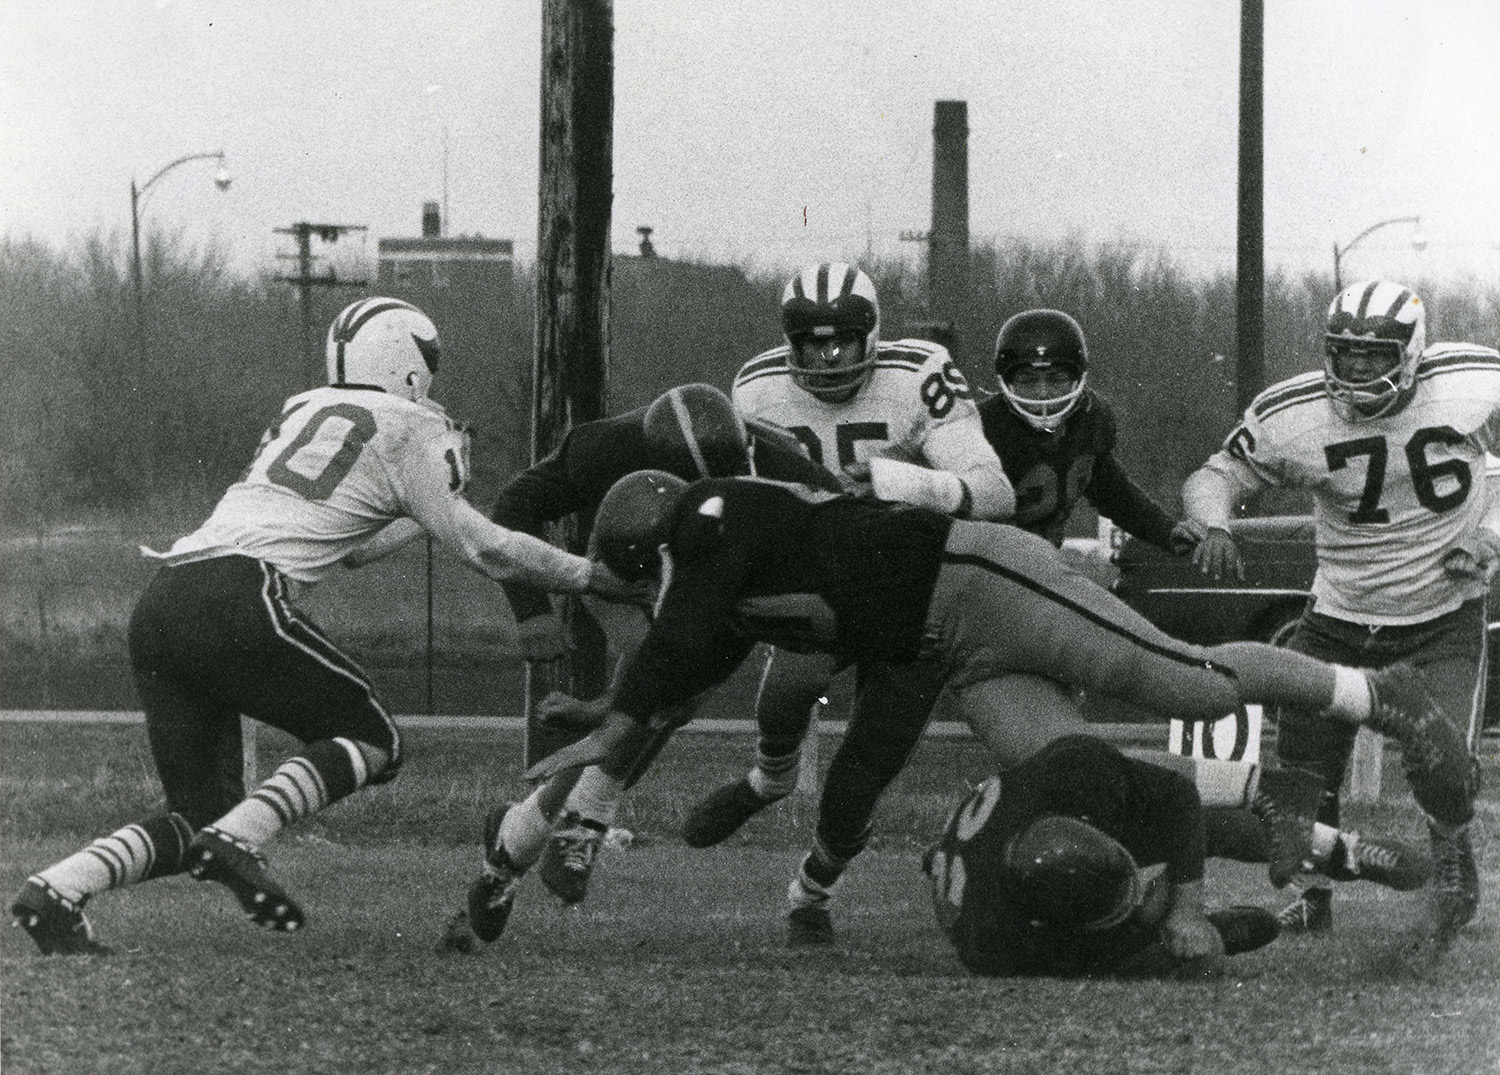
[1332, 216, 1425, 291]
[129, 150, 233, 358]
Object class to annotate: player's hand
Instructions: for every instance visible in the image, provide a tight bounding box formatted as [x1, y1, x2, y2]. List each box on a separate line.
[1191, 526, 1243, 581]
[523, 711, 637, 781]
[535, 690, 613, 732]
[1161, 905, 1224, 962]
[585, 561, 654, 607]
[1168, 519, 1205, 557]
[1441, 530, 1500, 583]
[516, 611, 570, 661]
[839, 460, 875, 497]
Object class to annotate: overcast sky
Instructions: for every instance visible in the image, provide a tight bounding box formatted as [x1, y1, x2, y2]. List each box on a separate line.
[3, 0, 1497, 283]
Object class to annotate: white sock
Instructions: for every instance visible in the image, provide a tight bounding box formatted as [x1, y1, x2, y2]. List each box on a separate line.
[499, 792, 553, 869]
[1310, 823, 1340, 865]
[1192, 759, 1257, 808]
[748, 766, 796, 800]
[564, 767, 624, 827]
[1327, 666, 1372, 722]
[37, 825, 155, 903]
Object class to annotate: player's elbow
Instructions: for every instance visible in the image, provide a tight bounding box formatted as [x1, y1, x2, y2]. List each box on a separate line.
[963, 465, 1016, 521]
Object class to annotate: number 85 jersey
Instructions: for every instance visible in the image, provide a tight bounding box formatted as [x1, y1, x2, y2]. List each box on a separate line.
[732, 338, 1012, 519]
[151, 386, 476, 584]
[1199, 343, 1500, 624]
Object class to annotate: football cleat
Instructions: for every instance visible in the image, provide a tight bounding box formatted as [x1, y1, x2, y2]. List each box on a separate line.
[536, 812, 606, 906]
[682, 777, 786, 849]
[1424, 822, 1480, 952]
[10, 878, 112, 956]
[1250, 767, 1323, 888]
[1276, 887, 1332, 935]
[187, 828, 305, 932]
[1363, 664, 1475, 827]
[1206, 905, 1280, 956]
[787, 905, 835, 948]
[1323, 831, 1431, 891]
[467, 802, 524, 943]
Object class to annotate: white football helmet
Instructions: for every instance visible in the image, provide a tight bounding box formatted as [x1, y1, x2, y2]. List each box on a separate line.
[1322, 280, 1425, 421]
[781, 262, 881, 403]
[326, 297, 441, 401]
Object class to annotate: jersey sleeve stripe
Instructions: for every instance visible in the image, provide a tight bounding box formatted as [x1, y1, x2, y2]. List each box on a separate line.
[1250, 377, 1325, 419]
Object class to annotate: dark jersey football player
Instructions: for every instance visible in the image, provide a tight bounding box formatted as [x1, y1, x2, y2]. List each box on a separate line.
[978, 308, 1187, 552]
[492, 472, 1474, 958]
[448, 386, 845, 934]
[924, 734, 1278, 977]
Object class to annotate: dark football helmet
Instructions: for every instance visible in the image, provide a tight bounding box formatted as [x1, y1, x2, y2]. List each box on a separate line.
[1322, 280, 1426, 421]
[993, 309, 1089, 432]
[781, 262, 881, 403]
[588, 470, 688, 582]
[642, 384, 750, 479]
[1000, 815, 1142, 930]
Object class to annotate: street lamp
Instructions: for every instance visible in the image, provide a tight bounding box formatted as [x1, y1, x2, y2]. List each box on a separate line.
[1332, 215, 1426, 291]
[129, 150, 233, 342]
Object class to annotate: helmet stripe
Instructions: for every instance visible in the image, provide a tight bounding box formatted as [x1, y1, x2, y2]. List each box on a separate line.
[834, 262, 857, 299]
[332, 298, 420, 384]
[1354, 280, 1380, 320]
[665, 387, 712, 478]
[1383, 287, 1413, 320]
[815, 262, 830, 304]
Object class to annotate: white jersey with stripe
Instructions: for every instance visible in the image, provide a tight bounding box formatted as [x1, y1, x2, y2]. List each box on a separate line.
[732, 338, 1011, 519]
[1198, 343, 1500, 624]
[149, 386, 592, 592]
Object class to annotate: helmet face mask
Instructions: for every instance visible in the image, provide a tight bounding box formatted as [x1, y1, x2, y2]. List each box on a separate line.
[326, 297, 441, 402]
[994, 310, 1089, 432]
[781, 262, 880, 404]
[1322, 280, 1425, 421]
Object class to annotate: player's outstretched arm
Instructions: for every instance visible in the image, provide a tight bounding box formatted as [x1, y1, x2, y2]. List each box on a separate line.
[341, 517, 424, 569]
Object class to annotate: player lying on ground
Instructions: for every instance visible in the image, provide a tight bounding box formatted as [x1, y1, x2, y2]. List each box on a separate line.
[927, 735, 1320, 978]
[10, 298, 642, 956]
[1182, 279, 1494, 949]
[463, 470, 1472, 945]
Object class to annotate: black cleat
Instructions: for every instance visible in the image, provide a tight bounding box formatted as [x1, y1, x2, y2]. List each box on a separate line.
[10, 878, 112, 956]
[1323, 832, 1431, 891]
[187, 827, 305, 932]
[1207, 905, 1280, 956]
[1425, 822, 1480, 952]
[536, 812, 606, 906]
[682, 777, 785, 849]
[1364, 664, 1476, 827]
[467, 802, 523, 943]
[1251, 767, 1324, 889]
[1277, 887, 1333, 935]
[787, 904, 835, 948]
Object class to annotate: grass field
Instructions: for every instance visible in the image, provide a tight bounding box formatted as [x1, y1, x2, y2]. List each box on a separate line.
[3, 720, 1498, 1075]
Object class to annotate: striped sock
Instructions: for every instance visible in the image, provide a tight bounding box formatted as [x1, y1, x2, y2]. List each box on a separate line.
[36, 813, 193, 904]
[209, 738, 368, 850]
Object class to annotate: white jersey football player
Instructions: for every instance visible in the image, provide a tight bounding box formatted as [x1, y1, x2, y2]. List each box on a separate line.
[1181, 279, 1498, 949]
[674, 263, 1014, 943]
[10, 297, 639, 955]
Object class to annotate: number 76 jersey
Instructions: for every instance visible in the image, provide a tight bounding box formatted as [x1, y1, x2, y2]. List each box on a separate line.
[1205, 343, 1500, 624]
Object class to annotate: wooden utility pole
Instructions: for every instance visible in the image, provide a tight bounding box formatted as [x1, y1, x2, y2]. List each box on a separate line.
[1235, 0, 1265, 412]
[274, 222, 369, 374]
[526, 0, 615, 767]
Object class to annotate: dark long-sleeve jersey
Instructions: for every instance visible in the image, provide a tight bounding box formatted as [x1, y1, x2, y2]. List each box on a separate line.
[491, 410, 843, 623]
[611, 478, 954, 721]
[929, 734, 1207, 977]
[978, 390, 1177, 551]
